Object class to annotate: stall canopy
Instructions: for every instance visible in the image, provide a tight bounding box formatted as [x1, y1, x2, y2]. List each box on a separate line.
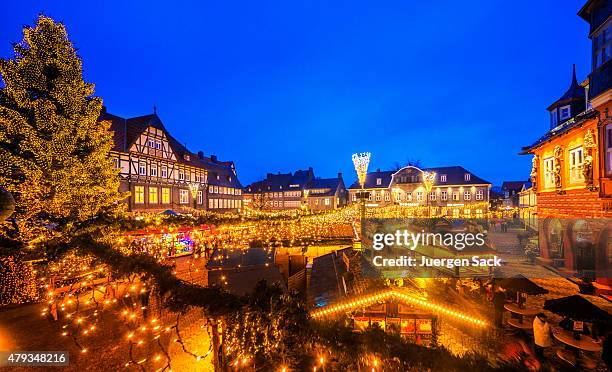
[159, 209, 179, 216]
[544, 295, 612, 323]
[496, 274, 549, 295]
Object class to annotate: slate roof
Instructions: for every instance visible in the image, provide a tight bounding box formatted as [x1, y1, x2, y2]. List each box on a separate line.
[306, 177, 343, 197]
[520, 109, 598, 154]
[547, 65, 585, 111]
[347, 170, 395, 189]
[348, 166, 491, 189]
[100, 109, 242, 188]
[244, 168, 314, 193]
[308, 248, 352, 307]
[423, 166, 491, 186]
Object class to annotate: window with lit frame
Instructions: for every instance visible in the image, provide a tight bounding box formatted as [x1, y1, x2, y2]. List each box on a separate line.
[161, 188, 170, 204]
[543, 157, 555, 188]
[134, 186, 145, 204]
[569, 147, 584, 183]
[149, 187, 158, 204]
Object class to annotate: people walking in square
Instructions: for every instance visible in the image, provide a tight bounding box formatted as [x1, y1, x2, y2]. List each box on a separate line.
[532, 313, 552, 358]
[493, 287, 506, 328]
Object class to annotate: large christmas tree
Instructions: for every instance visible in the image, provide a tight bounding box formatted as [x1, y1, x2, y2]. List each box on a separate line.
[0, 15, 125, 242]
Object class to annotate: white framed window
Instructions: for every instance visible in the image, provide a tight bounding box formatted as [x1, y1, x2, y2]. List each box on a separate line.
[452, 192, 459, 201]
[155, 141, 161, 150]
[151, 165, 157, 177]
[384, 192, 390, 201]
[440, 190, 448, 201]
[214, 199, 219, 209]
[375, 192, 381, 201]
[139, 163, 146, 175]
[208, 198, 213, 209]
[368, 192, 372, 201]
[407, 192, 412, 201]
[452, 209, 460, 218]
[198, 191, 203, 205]
[551, 108, 558, 127]
[179, 170, 185, 180]
[560, 105, 571, 120]
[161, 188, 170, 204]
[149, 187, 158, 204]
[180, 189, 189, 204]
[161, 167, 167, 178]
[376, 178, 382, 185]
[440, 174, 447, 182]
[464, 209, 471, 217]
[416, 191, 423, 202]
[464, 173, 471, 181]
[352, 193, 357, 202]
[147, 139, 155, 148]
[569, 147, 584, 183]
[134, 186, 145, 204]
[324, 198, 330, 206]
[606, 124, 612, 173]
[429, 192, 436, 201]
[464, 191, 471, 200]
[544, 157, 555, 188]
[476, 189, 484, 200]
[475, 209, 484, 218]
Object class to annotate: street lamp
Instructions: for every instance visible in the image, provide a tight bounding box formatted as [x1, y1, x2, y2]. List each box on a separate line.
[189, 183, 199, 210]
[352, 152, 371, 250]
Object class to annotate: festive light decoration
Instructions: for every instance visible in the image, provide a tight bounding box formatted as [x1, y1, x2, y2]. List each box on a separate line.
[0, 15, 126, 242]
[0, 256, 39, 305]
[422, 171, 436, 192]
[310, 288, 487, 327]
[352, 152, 371, 187]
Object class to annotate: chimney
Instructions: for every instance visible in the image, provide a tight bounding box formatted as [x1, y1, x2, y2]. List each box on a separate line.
[197, 151, 204, 159]
[210, 154, 217, 162]
[338, 172, 343, 179]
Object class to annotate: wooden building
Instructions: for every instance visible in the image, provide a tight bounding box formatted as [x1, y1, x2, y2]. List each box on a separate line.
[521, 0, 612, 292]
[100, 109, 243, 213]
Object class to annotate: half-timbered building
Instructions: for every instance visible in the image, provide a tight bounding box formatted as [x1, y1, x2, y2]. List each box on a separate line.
[100, 108, 243, 213]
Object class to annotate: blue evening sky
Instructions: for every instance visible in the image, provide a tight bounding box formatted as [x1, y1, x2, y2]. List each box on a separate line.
[0, 1, 591, 187]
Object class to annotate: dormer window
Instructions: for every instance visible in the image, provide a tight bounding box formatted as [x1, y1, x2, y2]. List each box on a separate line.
[184, 154, 190, 161]
[440, 174, 447, 182]
[560, 105, 571, 120]
[376, 178, 382, 185]
[464, 173, 471, 181]
[551, 108, 558, 127]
